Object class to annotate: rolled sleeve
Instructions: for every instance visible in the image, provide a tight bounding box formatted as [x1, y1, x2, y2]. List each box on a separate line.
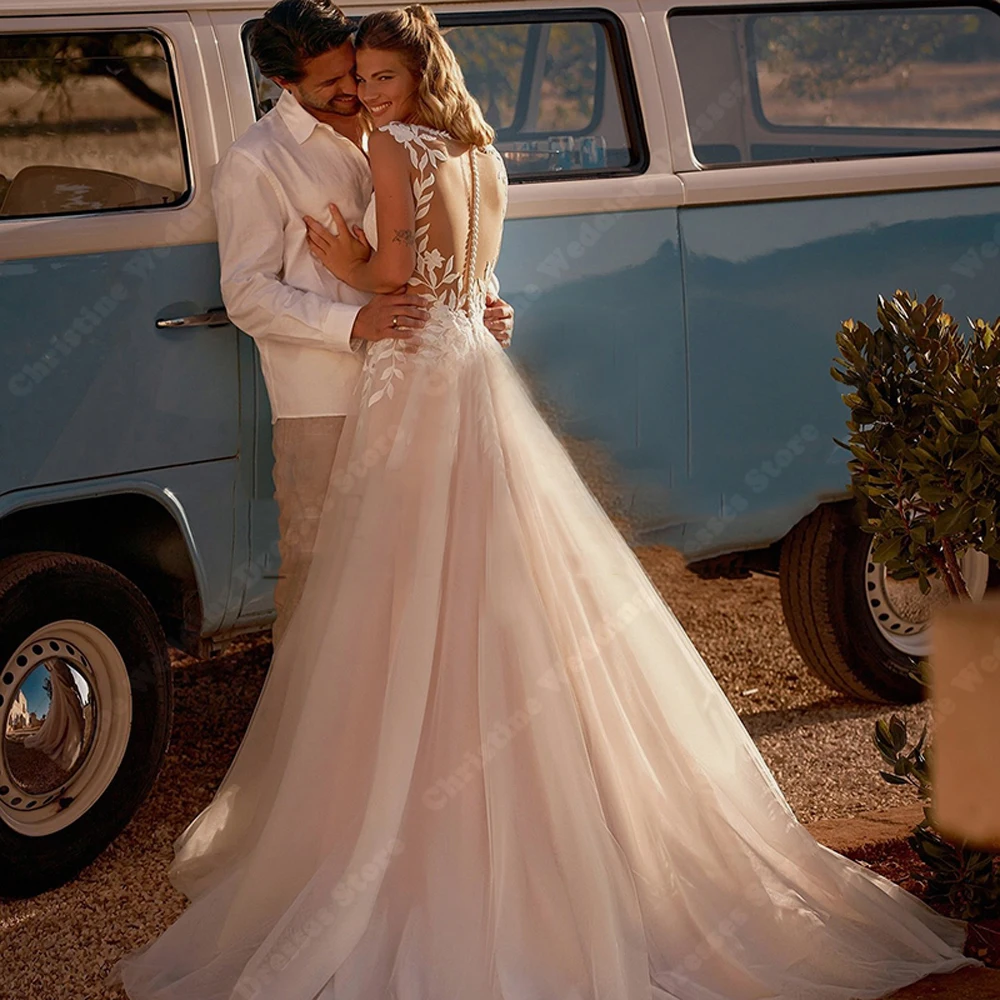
[322, 296, 362, 353]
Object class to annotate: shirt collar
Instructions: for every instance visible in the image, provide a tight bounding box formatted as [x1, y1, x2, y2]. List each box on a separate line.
[276, 88, 339, 145]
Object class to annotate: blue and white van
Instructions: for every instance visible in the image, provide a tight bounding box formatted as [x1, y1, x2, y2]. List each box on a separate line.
[1, 0, 998, 895]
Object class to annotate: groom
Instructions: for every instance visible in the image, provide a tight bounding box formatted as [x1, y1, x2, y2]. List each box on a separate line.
[214, 0, 515, 644]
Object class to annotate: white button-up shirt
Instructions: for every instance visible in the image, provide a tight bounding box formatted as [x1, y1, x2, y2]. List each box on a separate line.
[213, 89, 373, 420]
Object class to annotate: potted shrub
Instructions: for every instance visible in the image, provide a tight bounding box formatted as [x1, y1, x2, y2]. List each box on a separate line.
[832, 290, 1000, 598]
[833, 290, 1000, 956]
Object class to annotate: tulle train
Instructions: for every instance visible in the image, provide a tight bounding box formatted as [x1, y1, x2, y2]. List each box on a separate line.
[108, 306, 981, 999]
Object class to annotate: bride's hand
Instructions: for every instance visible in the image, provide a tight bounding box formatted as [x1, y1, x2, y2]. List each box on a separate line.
[304, 203, 371, 283]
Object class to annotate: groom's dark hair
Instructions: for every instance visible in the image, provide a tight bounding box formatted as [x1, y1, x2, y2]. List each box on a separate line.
[250, 0, 355, 83]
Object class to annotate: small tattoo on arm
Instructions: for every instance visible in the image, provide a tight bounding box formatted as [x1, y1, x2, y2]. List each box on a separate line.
[392, 229, 415, 247]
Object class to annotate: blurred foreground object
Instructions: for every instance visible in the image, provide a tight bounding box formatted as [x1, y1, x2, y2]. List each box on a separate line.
[931, 597, 1000, 850]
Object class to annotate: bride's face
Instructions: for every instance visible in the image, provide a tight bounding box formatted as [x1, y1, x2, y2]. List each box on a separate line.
[355, 47, 419, 126]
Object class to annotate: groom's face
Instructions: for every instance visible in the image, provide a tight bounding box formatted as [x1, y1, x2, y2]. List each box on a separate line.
[282, 40, 361, 119]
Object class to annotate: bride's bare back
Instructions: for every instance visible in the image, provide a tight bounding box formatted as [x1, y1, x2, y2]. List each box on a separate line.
[357, 122, 509, 406]
[376, 122, 507, 316]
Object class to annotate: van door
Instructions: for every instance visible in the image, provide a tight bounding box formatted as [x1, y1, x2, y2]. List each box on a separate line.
[0, 12, 245, 896]
[0, 13, 240, 490]
[211, 8, 283, 623]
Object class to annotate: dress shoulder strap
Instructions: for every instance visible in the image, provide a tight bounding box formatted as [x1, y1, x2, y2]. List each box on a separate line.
[377, 122, 450, 170]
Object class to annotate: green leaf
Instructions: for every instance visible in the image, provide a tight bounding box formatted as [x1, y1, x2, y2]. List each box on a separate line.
[872, 536, 904, 562]
[980, 436, 1000, 462]
[917, 484, 952, 503]
[959, 388, 980, 410]
[934, 505, 974, 540]
[935, 409, 960, 435]
[874, 719, 899, 761]
[879, 771, 911, 786]
[888, 714, 907, 752]
[917, 837, 957, 862]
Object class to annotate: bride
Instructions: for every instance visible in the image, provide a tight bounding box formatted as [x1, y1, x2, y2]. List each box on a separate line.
[109, 6, 982, 998]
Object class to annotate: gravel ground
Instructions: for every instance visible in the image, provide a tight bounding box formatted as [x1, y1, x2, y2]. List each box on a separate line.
[0, 424, 932, 999]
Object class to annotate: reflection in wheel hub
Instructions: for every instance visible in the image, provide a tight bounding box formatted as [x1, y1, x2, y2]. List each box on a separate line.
[2, 642, 97, 806]
[881, 570, 949, 629]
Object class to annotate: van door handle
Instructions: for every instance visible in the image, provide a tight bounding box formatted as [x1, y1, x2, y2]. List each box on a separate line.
[155, 307, 230, 329]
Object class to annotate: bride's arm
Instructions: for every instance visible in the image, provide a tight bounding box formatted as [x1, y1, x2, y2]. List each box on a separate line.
[305, 129, 416, 294]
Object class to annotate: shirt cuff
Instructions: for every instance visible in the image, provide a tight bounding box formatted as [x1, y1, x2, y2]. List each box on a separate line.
[324, 301, 364, 353]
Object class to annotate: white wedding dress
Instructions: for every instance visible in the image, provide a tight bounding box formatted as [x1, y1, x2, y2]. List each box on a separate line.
[109, 123, 981, 1000]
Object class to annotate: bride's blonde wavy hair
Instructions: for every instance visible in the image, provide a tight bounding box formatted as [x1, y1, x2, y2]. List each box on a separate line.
[353, 4, 495, 148]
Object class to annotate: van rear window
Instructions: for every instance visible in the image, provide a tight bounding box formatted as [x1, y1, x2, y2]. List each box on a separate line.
[668, 4, 1000, 168]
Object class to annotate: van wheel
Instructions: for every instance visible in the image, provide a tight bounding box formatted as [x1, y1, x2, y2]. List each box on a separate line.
[0, 552, 172, 898]
[779, 503, 990, 703]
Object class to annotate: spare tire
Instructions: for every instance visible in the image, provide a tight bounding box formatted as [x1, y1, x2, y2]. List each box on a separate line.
[779, 502, 989, 703]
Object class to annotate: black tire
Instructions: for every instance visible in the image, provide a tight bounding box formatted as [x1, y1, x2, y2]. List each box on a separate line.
[779, 502, 923, 704]
[0, 551, 172, 898]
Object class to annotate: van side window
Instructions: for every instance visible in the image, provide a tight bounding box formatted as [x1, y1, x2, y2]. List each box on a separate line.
[668, 5, 1000, 167]
[443, 15, 645, 179]
[0, 32, 188, 218]
[242, 11, 647, 181]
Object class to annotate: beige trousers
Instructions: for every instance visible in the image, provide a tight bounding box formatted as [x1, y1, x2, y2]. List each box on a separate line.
[270, 414, 348, 647]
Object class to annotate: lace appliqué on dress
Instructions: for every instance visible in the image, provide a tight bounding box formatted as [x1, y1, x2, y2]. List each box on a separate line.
[359, 122, 497, 410]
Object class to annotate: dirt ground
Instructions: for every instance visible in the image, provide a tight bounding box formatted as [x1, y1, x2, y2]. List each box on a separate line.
[885, 967, 1000, 999]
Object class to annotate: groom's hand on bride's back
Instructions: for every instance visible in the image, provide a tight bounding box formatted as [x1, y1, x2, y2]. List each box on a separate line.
[351, 290, 430, 351]
[350, 291, 513, 352]
[484, 296, 514, 349]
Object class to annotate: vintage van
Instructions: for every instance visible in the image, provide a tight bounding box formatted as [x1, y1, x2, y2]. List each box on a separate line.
[1, 0, 998, 895]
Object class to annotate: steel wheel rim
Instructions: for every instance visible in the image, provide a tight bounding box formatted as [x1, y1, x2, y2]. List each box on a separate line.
[865, 545, 990, 657]
[0, 620, 132, 837]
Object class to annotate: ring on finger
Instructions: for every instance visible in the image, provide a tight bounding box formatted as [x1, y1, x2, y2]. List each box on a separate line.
[391, 314, 399, 330]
